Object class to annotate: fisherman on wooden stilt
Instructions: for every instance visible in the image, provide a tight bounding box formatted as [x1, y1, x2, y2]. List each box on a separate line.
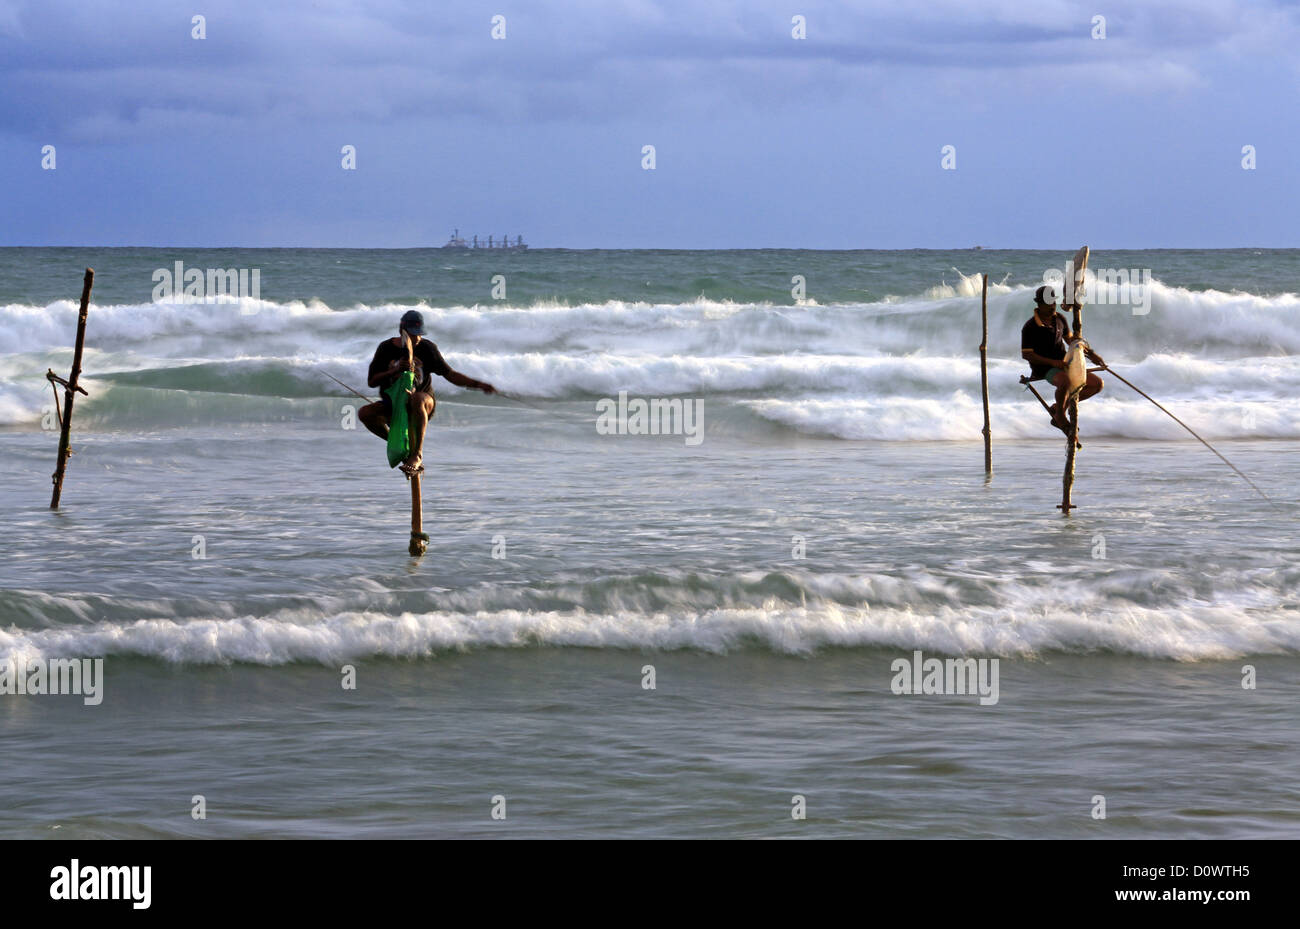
[356, 310, 497, 555]
[1019, 284, 1106, 440]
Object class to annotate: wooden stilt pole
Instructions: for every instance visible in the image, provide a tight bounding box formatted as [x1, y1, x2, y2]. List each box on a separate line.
[979, 273, 991, 477]
[409, 471, 425, 556]
[1059, 397, 1078, 513]
[401, 328, 428, 557]
[1058, 260, 1086, 515]
[50, 269, 94, 510]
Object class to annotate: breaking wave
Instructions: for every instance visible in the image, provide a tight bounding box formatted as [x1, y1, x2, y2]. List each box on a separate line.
[2, 281, 1295, 439]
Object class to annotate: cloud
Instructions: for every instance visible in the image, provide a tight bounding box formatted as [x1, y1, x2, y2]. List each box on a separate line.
[0, 0, 1297, 140]
[0, 1, 22, 38]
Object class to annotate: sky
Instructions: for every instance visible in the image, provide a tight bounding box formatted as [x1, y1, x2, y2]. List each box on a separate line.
[1, 0, 1297, 248]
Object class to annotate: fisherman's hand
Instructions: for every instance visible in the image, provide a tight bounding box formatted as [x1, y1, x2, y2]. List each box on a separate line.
[480, 382, 496, 395]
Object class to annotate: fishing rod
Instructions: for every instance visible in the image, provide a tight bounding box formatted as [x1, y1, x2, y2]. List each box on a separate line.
[496, 390, 597, 425]
[495, 390, 549, 412]
[321, 370, 562, 418]
[321, 370, 377, 404]
[1102, 365, 1276, 507]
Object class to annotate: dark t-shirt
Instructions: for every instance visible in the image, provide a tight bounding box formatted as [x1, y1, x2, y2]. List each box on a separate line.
[369, 338, 452, 395]
[1020, 312, 1069, 379]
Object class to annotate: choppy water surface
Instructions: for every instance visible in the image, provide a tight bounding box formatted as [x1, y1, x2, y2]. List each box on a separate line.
[1, 248, 1296, 837]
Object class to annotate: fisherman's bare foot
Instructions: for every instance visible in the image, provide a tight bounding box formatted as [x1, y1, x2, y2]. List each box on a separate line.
[1047, 403, 1082, 447]
[399, 454, 424, 476]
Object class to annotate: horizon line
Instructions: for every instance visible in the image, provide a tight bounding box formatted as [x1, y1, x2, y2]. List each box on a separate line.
[2, 244, 1297, 251]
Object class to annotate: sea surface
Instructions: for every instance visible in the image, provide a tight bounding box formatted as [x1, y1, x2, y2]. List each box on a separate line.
[1, 248, 1297, 838]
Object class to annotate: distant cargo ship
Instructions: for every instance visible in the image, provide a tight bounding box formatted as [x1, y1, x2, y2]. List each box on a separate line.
[441, 229, 528, 250]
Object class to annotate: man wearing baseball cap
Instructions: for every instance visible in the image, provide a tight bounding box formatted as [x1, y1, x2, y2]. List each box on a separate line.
[359, 309, 496, 475]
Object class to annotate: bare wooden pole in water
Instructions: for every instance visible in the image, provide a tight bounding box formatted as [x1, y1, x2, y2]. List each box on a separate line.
[50, 269, 94, 510]
[979, 273, 991, 476]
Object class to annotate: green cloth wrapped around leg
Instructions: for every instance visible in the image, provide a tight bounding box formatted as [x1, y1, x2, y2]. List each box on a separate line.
[384, 372, 415, 468]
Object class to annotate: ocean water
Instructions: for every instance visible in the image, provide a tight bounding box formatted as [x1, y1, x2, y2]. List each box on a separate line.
[1, 248, 1297, 838]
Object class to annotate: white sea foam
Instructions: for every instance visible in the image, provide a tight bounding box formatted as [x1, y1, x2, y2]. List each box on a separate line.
[3, 281, 1295, 431]
[2, 280, 1296, 357]
[742, 394, 1300, 441]
[2, 595, 1296, 665]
